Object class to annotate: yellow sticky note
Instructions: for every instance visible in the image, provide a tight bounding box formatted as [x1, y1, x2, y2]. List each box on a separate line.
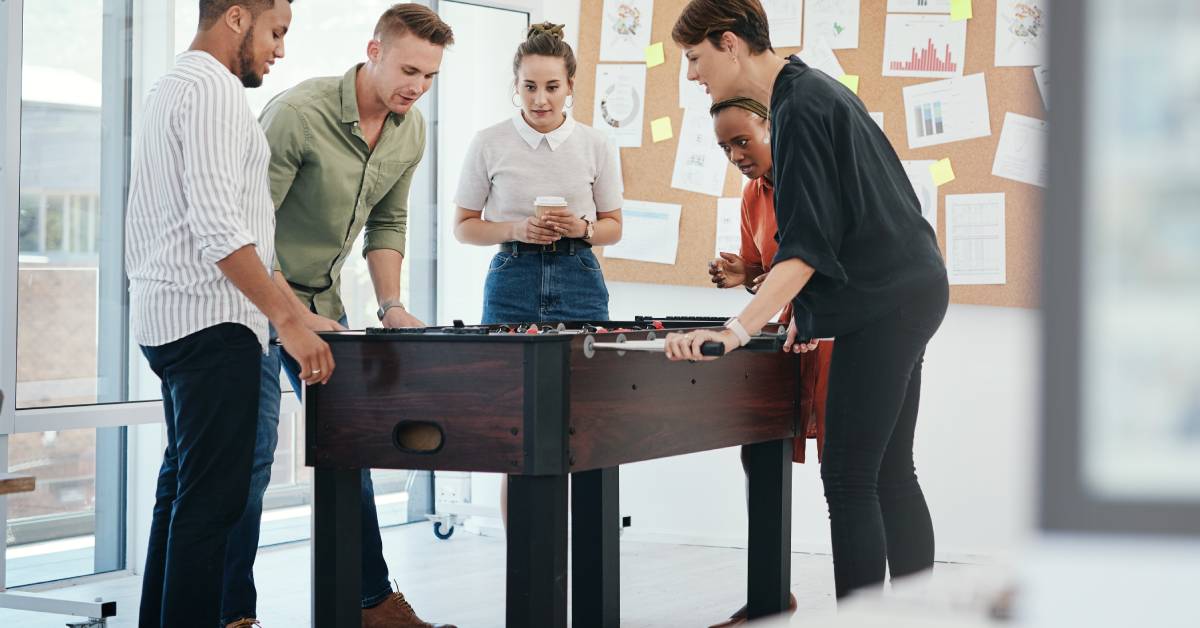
[950, 0, 973, 21]
[645, 42, 665, 68]
[837, 74, 860, 94]
[650, 116, 674, 143]
[930, 158, 956, 187]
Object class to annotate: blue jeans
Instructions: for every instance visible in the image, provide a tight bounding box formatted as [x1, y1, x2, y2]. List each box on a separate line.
[220, 316, 393, 625]
[139, 323, 260, 628]
[481, 246, 610, 324]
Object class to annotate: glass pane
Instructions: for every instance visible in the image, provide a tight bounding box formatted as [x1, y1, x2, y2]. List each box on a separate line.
[16, 0, 116, 409]
[5, 429, 98, 586]
[435, 1, 530, 325]
[1081, 1, 1200, 500]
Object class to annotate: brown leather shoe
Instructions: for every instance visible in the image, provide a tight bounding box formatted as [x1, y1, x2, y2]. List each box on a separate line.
[224, 619, 260, 628]
[707, 592, 798, 628]
[361, 591, 456, 628]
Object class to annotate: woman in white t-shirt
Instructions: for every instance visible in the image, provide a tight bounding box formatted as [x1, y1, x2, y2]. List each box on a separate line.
[453, 22, 623, 325]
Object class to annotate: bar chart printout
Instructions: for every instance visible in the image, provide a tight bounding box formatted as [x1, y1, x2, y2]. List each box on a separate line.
[892, 38, 957, 73]
[914, 101, 945, 138]
[902, 73, 992, 149]
[882, 14, 967, 79]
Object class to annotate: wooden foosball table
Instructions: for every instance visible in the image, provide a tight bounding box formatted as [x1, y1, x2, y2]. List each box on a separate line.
[305, 318, 799, 627]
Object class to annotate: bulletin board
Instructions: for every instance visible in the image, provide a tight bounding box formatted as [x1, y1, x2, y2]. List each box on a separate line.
[574, 0, 1044, 308]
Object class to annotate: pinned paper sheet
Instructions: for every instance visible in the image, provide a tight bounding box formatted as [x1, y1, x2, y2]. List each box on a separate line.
[594, 64, 647, 148]
[946, 193, 1006, 285]
[603, 200, 682, 265]
[951, 0, 973, 21]
[651, 116, 674, 143]
[804, 0, 860, 50]
[715, 198, 742, 258]
[991, 112, 1048, 188]
[902, 74, 992, 149]
[678, 51, 710, 111]
[995, 0, 1047, 67]
[883, 14, 967, 79]
[671, 108, 729, 197]
[645, 42, 665, 68]
[837, 74, 860, 94]
[762, 0, 804, 48]
[869, 112, 885, 131]
[930, 158, 956, 186]
[599, 0, 654, 62]
[902, 160, 938, 228]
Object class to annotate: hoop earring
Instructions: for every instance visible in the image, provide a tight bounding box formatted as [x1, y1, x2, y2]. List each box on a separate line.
[512, 92, 521, 108]
[565, 95, 575, 110]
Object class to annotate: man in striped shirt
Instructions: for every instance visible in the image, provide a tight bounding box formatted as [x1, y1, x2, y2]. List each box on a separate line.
[124, 2, 332, 626]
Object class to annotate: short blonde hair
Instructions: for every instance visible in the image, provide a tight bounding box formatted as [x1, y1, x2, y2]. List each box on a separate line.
[374, 3, 455, 46]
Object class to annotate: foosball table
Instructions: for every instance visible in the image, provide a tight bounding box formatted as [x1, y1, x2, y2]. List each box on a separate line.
[306, 318, 800, 628]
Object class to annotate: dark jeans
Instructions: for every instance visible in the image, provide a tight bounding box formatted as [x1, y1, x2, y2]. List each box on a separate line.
[481, 246, 610, 323]
[138, 323, 260, 628]
[221, 316, 392, 625]
[820, 278, 949, 599]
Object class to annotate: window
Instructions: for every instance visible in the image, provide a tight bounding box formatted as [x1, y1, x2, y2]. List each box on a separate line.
[1040, 0, 1200, 536]
[435, 1, 531, 325]
[15, 0, 124, 411]
[1079, 1, 1200, 502]
[5, 0, 131, 587]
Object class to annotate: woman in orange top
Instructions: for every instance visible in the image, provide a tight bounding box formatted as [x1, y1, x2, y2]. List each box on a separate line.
[708, 95, 832, 465]
[705, 96, 835, 627]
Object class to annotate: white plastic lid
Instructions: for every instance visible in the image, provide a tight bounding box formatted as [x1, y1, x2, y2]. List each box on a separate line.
[534, 195, 568, 206]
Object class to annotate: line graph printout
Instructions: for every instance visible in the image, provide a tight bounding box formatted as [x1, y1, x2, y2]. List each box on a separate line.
[991, 112, 1048, 188]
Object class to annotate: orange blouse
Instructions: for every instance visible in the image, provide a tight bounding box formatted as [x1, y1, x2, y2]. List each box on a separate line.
[739, 176, 832, 464]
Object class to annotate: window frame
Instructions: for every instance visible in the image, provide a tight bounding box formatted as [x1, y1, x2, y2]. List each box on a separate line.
[2, 0, 450, 591]
[1040, 0, 1200, 536]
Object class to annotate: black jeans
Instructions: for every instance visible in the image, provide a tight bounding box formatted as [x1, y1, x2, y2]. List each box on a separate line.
[138, 323, 261, 628]
[820, 279, 949, 599]
[221, 316, 393, 625]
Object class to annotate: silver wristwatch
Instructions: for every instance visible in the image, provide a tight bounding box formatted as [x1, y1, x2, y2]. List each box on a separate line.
[581, 216, 595, 240]
[377, 300, 405, 321]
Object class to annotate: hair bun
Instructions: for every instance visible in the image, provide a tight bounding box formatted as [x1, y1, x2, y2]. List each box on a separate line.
[528, 22, 566, 41]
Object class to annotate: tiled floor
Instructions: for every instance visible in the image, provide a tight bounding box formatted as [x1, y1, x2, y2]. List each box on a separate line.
[1, 522, 985, 627]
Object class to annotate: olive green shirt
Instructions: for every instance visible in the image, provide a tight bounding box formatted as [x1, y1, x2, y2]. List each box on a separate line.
[261, 64, 425, 321]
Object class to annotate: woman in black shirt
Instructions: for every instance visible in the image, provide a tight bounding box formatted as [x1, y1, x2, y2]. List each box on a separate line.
[666, 0, 950, 601]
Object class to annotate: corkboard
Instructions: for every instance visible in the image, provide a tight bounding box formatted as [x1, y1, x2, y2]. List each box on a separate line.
[575, 0, 1043, 308]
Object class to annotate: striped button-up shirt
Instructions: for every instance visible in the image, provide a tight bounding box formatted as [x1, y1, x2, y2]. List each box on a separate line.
[126, 51, 275, 351]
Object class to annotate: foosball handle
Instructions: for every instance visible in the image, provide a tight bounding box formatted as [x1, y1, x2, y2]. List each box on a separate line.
[700, 341, 726, 357]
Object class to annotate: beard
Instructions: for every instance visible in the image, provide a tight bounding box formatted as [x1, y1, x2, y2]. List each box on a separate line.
[236, 25, 263, 88]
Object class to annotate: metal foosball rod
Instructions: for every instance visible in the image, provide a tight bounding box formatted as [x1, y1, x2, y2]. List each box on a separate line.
[583, 333, 789, 358]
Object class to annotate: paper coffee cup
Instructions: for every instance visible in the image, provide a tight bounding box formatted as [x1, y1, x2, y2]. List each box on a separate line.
[534, 195, 568, 218]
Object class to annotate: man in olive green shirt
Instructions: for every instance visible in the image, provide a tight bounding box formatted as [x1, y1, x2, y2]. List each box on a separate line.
[220, 6, 457, 628]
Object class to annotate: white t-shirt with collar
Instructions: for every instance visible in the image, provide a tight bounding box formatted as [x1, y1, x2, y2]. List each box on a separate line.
[454, 113, 623, 224]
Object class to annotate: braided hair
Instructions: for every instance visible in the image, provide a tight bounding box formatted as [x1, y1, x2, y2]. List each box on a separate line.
[709, 96, 769, 120]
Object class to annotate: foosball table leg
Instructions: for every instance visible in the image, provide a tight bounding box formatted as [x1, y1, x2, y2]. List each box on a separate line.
[746, 438, 794, 619]
[312, 467, 363, 628]
[571, 466, 620, 628]
[506, 474, 568, 628]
